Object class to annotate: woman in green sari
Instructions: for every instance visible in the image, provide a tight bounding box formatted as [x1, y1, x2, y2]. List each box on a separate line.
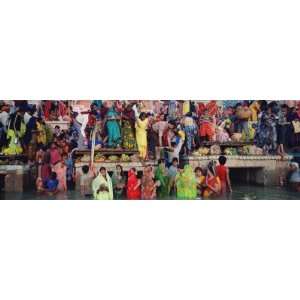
[175, 164, 197, 200]
[154, 159, 170, 199]
[106, 107, 121, 148]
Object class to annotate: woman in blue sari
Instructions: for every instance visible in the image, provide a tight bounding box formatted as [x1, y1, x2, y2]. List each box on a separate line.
[106, 107, 121, 148]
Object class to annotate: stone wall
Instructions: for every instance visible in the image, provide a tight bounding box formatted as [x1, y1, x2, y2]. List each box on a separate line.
[186, 155, 291, 186]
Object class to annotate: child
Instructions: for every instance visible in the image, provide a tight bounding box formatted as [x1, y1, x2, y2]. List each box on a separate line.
[168, 157, 178, 194]
[194, 167, 205, 198]
[216, 156, 232, 196]
[80, 165, 95, 197]
[45, 172, 59, 195]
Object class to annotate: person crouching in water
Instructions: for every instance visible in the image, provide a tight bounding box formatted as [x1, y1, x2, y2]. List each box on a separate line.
[203, 161, 221, 199]
[92, 167, 113, 200]
[45, 172, 59, 196]
[194, 167, 205, 199]
[216, 156, 232, 197]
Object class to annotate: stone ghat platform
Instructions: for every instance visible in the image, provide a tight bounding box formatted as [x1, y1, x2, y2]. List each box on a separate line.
[186, 155, 292, 186]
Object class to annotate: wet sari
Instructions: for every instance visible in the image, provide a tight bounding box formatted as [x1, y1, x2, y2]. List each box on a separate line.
[92, 173, 113, 200]
[175, 165, 197, 200]
[154, 164, 170, 199]
[127, 170, 141, 200]
[112, 172, 126, 199]
[141, 168, 156, 200]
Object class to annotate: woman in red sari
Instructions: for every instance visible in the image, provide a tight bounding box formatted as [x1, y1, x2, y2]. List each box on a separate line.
[203, 161, 221, 199]
[127, 168, 141, 200]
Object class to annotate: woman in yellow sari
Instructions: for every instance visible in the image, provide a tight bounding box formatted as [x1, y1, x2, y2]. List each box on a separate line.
[135, 112, 148, 159]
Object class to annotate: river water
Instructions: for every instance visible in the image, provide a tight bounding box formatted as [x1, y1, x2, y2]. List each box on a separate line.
[0, 184, 299, 200]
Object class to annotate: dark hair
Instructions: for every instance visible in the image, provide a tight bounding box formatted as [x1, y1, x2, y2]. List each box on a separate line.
[158, 159, 165, 165]
[139, 112, 147, 119]
[55, 125, 60, 129]
[172, 158, 179, 163]
[194, 167, 203, 173]
[100, 167, 106, 172]
[281, 104, 288, 109]
[207, 161, 216, 176]
[82, 165, 89, 174]
[116, 164, 123, 176]
[168, 120, 176, 127]
[218, 155, 227, 165]
[171, 141, 177, 147]
[131, 167, 137, 173]
[51, 172, 57, 180]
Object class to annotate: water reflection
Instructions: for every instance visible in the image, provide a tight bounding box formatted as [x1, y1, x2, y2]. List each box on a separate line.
[1, 184, 299, 200]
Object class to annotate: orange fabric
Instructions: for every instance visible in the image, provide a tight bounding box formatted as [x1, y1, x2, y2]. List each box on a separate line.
[203, 175, 221, 198]
[199, 122, 214, 137]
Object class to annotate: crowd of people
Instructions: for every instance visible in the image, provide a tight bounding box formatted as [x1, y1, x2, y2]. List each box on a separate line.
[1, 100, 300, 199]
[78, 156, 231, 200]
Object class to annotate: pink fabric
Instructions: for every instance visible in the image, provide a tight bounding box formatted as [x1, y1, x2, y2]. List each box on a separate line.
[53, 163, 67, 192]
[50, 148, 61, 165]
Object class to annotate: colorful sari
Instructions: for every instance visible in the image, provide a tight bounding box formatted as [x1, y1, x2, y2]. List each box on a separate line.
[92, 173, 113, 200]
[141, 167, 156, 200]
[112, 172, 126, 199]
[3, 114, 26, 155]
[203, 175, 221, 199]
[122, 109, 137, 150]
[175, 165, 197, 200]
[135, 118, 148, 159]
[127, 170, 141, 200]
[106, 108, 121, 148]
[52, 162, 67, 192]
[154, 164, 170, 199]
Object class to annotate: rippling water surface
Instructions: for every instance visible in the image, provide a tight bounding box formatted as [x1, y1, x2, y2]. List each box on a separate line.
[1, 184, 300, 200]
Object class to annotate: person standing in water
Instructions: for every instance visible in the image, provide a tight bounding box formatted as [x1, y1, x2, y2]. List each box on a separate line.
[92, 167, 113, 200]
[203, 161, 221, 199]
[112, 165, 126, 200]
[216, 156, 232, 197]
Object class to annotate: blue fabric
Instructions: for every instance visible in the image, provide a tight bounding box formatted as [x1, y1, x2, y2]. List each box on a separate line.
[46, 179, 58, 191]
